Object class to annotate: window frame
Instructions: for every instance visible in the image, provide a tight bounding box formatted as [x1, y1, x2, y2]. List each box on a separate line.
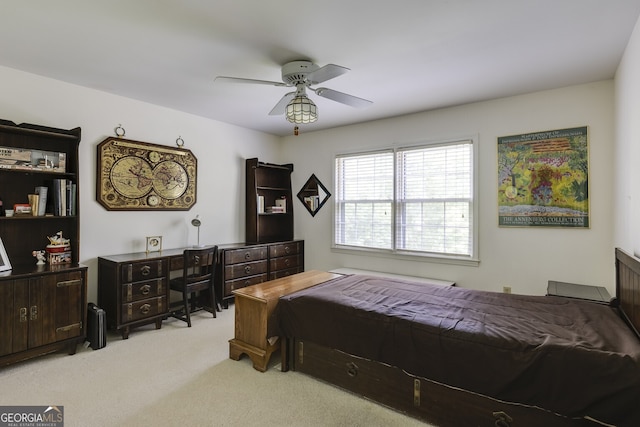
[332, 135, 479, 266]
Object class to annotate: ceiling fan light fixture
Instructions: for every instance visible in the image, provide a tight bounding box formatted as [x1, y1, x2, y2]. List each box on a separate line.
[286, 95, 318, 124]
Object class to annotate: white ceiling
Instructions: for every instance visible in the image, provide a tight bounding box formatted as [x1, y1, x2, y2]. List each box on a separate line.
[1, 1, 639, 137]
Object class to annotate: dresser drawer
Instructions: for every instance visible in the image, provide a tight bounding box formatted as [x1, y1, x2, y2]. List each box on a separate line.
[225, 260, 268, 280]
[270, 254, 303, 272]
[121, 296, 166, 323]
[121, 278, 165, 303]
[270, 266, 304, 280]
[225, 247, 267, 265]
[224, 273, 268, 295]
[269, 241, 302, 258]
[121, 260, 165, 283]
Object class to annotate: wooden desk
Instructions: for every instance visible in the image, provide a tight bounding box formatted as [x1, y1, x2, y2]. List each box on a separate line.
[98, 240, 304, 339]
[99, 248, 192, 339]
[229, 270, 340, 372]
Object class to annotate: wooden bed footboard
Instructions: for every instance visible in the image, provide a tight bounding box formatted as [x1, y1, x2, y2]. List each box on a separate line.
[616, 247, 640, 339]
[289, 339, 597, 427]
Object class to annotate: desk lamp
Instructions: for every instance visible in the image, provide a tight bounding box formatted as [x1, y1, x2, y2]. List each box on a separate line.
[191, 215, 204, 247]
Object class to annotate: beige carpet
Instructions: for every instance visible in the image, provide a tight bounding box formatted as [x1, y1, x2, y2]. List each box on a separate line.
[0, 305, 429, 426]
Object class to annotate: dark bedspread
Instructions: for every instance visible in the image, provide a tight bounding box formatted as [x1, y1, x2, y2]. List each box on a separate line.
[278, 274, 640, 425]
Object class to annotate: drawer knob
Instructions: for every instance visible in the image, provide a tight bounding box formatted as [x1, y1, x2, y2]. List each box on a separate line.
[346, 362, 359, 377]
[493, 412, 514, 427]
[244, 265, 252, 274]
[284, 246, 291, 254]
[141, 285, 151, 295]
[284, 259, 290, 266]
[141, 265, 151, 276]
[140, 304, 151, 314]
[244, 252, 251, 260]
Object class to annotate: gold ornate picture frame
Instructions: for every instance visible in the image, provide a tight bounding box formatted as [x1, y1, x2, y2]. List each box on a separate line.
[97, 137, 197, 211]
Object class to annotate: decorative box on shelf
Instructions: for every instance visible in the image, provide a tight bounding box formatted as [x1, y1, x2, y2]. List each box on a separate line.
[0, 145, 66, 172]
[46, 244, 72, 264]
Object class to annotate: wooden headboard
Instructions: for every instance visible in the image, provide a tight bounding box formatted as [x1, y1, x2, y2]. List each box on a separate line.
[615, 247, 640, 338]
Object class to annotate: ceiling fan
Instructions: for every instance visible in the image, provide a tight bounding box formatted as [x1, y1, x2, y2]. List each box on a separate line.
[215, 61, 372, 124]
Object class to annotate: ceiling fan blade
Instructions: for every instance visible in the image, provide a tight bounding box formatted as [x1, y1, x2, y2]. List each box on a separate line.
[313, 87, 372, 108]
[306, 64, 349, 84]
[268, 92, 296, 115]
[215, 76, 288, 87]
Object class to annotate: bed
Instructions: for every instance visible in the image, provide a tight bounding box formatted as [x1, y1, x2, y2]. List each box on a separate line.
[277, 248, 640, 426]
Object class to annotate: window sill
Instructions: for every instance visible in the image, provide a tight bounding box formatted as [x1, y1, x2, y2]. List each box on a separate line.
[331, 245, 480, 267]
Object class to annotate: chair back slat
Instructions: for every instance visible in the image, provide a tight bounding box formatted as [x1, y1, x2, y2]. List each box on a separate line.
[183, 246, 218, 287]
[170, 245, 219, 326]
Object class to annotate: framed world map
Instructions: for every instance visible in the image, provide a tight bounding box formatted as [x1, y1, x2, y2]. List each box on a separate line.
[97, 137, 197, 210]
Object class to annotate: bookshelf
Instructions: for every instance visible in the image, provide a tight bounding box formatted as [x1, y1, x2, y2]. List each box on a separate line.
[245, 158, 294, 243]
[0, 119, 81, 267]
[0, 119, 87, 367]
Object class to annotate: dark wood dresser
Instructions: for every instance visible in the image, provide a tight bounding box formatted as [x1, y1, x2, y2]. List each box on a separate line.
[217, 240, 304, 307]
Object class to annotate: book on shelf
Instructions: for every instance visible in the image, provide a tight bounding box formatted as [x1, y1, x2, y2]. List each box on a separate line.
[265, 206, 285, 213]
[52, 178, 75, 216]
[257, 195, 265, 214]
[35, 186, 48, 216]
[27, 194, 39, 216]
[53, 178, 64, 216]
[66, 181, 76, 216]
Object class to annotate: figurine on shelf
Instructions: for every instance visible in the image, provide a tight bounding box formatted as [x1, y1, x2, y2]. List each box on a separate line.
[47, 230, 70, 247]
[45, 230, 72, 265]
[32, 250, 46, 265]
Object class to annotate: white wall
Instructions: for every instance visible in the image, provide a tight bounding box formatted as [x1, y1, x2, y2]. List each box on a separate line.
[614, 16, 640, 255]
[284, 82, 615, 295]
[0, 66, 280, 303]
[0, 64, 620, 301]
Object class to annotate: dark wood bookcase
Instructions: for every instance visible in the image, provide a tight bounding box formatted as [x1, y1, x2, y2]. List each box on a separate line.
[245, 158, 294, 243]
[0, 119, 87, 366]
[0, 119, 81, 266]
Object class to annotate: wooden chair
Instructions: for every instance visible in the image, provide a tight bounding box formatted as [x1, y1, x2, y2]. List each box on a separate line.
[169, 246, 218, 327]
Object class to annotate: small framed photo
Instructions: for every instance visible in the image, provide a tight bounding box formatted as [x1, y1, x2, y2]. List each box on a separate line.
[0, 237, 12, 272]
[146, 236, 162, 253]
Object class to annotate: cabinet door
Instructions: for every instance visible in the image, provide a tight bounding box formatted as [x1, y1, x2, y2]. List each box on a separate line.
[0, 279, 29, 356]
[50, 271, 85, 343]
[29, 272, 84, 348]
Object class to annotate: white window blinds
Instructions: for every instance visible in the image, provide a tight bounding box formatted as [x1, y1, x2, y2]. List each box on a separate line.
[335, 139, 474, 258]
[396, 142, 472, 256]
[335, 151, 394, 249]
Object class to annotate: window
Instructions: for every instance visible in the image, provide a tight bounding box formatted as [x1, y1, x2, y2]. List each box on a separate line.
[334, 138, 476, 260]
